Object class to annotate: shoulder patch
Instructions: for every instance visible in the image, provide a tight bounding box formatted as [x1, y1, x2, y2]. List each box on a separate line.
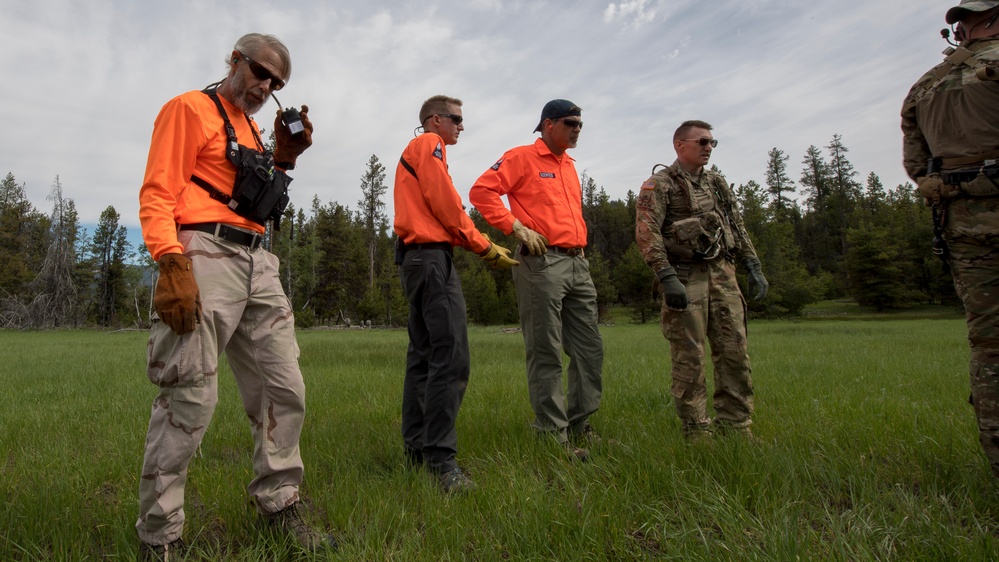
[490, 158, 504, 171]
[433, 142, 443, 160]
[539, 172, 556, 179]
[640, 180, 656, 191]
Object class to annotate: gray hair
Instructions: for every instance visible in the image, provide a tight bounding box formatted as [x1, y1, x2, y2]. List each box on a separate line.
[229, 33, 292, 80]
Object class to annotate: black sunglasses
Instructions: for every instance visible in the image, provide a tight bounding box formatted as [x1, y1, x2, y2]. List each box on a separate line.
[437, 114, 463, 125]
[237, 51, 285, 91]
[679, 137, 718, 148]
[559, 118, 583, 130]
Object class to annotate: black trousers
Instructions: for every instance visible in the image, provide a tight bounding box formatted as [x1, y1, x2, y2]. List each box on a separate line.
[399, 247, 469, 473]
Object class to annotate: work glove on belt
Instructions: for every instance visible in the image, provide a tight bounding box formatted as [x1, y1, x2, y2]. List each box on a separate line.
[154, 253, 202, 335]
[512, 219, 549, 256]
[273, 104, 313, 169]
[742, 257, 769, 301]
[478, 233, 519, 270]
[657, 267, 688, 310]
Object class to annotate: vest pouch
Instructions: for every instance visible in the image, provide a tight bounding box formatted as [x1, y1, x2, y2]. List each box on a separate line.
[230, 144, 292, 226]
[669, 217, 703, 246]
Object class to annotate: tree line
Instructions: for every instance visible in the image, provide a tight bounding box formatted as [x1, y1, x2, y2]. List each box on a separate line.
[0, 134, 955, 329]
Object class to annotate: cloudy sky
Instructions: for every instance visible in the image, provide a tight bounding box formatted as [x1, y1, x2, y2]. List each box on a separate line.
[2, 0, 952, 240]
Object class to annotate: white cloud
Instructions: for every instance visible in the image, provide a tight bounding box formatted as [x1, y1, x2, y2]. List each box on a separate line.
[604, 0, 658, 25]
[0, 0, 951, 238]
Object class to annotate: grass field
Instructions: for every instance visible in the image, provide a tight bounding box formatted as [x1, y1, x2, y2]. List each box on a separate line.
[2, 310, 997, 561]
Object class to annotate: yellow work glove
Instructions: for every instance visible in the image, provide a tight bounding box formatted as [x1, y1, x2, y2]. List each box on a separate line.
[478, 233, 519, 270]
[512, 219, 548, 256]
[273, 104, 313, 169]
[154, 253, 202, 335]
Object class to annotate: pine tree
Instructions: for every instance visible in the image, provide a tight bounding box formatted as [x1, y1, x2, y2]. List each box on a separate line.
[764, 147, 796, 219]
[90, 206, 133, 326]
[358, 154, 387, 290]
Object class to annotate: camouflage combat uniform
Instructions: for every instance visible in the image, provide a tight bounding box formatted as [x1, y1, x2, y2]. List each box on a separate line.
[635, 161, 760, 434]
[901, 36, 999, 477]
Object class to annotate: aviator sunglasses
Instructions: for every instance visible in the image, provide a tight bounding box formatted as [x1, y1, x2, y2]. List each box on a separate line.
[679, 137, 718, 148]
[237, 51, 285, 91]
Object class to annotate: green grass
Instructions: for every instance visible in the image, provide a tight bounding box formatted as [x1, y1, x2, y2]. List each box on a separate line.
[1, 313, 997, 561]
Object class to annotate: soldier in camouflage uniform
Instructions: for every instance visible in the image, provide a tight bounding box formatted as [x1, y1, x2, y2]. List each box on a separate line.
[635, 120, 769, 439]
[901, 0, 999, 478]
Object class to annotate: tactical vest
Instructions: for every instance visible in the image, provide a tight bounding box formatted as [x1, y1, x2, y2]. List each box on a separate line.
[655, 166, 738, 262]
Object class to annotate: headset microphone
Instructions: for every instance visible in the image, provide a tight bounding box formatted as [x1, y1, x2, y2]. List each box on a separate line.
[941, 28, 959, 46]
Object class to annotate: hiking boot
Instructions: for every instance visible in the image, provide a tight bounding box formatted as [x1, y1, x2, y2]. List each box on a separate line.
[683, 429, 714, 444]
[265, 502, 337, 552]
[682, 422, 714, 444]
[138, 538, 186, 561]
[435, 467, 477, 494]
[714, 420, 755, 440]
[570, 423, 602, 445]
[571, 423, 619, 446]
[565, 443, 591, 462]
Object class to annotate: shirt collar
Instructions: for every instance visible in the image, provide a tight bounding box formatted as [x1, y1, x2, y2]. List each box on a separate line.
[533, 137, 575, 163]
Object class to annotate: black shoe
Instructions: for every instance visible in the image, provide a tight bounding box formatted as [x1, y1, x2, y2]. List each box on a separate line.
[265, 502, 337, 552]
[435, 467, 477, 493]
[138, 538, 186, 561]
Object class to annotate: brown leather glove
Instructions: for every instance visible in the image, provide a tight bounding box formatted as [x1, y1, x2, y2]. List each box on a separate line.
[273, 104, 313, 169]
[154, 253, 202, 335]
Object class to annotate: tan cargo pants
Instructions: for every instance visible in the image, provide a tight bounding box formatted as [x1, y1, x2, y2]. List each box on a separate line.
[660, 258, 753, 431]
[136, 229, 305, 545]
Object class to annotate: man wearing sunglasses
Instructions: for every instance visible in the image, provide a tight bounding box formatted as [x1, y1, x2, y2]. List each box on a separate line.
[635, 120, 768, 442]
[136, 33, 329, 559]
[394, 95, 518, 493]
[470, 99, 604, 462]
[901, 0, 999, 480]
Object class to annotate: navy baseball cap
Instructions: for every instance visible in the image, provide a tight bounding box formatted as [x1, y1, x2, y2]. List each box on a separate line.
[534, 99, 582, 133]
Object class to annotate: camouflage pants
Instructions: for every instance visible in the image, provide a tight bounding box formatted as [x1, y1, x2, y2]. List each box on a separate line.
[136, 229, 305, 545]
[945, 196, 999, 477]
[660, 258, 753, 431]
[513, 249, 604, 442]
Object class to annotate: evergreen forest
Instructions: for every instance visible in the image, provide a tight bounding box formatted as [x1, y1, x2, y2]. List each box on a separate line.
[0, 135, 956, 330]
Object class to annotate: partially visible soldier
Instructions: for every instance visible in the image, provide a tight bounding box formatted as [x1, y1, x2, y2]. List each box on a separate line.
[635, 120, 768, 441]
[901, 0, 999, 478]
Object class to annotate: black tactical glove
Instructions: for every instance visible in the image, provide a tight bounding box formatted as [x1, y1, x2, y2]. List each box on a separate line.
[742, 257, 769, 301]
[657, 267, 688, 310]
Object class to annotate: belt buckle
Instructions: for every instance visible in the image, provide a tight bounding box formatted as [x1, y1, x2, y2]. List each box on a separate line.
[249, 232, 261, 250]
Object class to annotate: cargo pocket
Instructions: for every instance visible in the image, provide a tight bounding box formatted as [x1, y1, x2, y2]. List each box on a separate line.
[146, 323, 212, 388]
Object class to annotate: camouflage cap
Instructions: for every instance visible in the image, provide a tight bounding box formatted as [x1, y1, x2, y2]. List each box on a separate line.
[946, 0, 999, 24]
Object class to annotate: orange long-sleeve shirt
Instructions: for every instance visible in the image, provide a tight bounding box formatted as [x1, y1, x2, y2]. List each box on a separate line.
[393, 132, 490, 254]
[469, 138, 587, 248]
[139, 90, 266, 261]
